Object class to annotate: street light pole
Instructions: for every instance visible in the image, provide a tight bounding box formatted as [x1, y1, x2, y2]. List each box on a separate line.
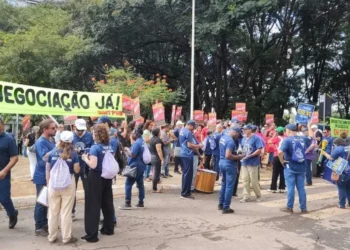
[190, 0, 195, 120]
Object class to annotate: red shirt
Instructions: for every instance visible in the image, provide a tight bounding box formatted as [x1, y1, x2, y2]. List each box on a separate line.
[201, 127, 208, 140]
[270, 136, 285, 157]
[195, 130, 203, 143]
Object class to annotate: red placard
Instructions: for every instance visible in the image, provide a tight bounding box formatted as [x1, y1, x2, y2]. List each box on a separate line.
[176, 106, 182, 118]
[134, 116, 144, 127]
[171, 105, 176, 124]
[311, 111, 319, 124]
[240, 112, 248, 122]
[133, 97, 140, 119]
[236, 103, 246, 112]
[64, 115, 77, 125]
[22, 115, 31, 131]
[194, 110, 204, 124]
[122, 95, 134, 115]
[265, 114, 274, 124]
[231, 110, 243, 120]
[207, 113, 216, 130]
[152, 103, 166, 126]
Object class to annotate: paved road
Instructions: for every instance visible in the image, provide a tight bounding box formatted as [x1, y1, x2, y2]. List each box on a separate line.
[1, 174, 350, 250]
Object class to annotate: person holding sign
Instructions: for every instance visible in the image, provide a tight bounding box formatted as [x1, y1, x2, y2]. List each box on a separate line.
[0, 117, 19, 230]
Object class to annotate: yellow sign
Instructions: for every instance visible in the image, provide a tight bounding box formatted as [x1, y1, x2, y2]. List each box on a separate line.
[0, 81, 124, 117]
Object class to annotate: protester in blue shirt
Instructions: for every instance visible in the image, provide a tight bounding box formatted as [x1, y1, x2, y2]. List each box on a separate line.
[46, 131, 80, 245]
[179, 120, 203, 199]
[317, 126, 334, 177]
[72, 118, 94, 220]
[279, 123, 312, 213]
[0, 117, 19, 230]
[81, 124, 115, 243]
[33, 119, 56, 237]
[173, 121, 184, 174]
[212, 124, 223, 181]
[218, 127, 245, 214]
[203, 131, 213, 169]
[120, 125, 147, 209]
[240, 124, 264, 203]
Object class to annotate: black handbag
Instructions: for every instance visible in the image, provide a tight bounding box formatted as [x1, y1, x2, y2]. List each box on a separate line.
[122, 165, 137, 178]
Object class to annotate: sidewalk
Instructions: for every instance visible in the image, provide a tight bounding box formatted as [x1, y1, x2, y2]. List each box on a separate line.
[7, 157, 273, 208]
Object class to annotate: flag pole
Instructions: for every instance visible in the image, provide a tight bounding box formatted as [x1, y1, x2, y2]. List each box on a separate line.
[190, 0, 195, 120]
[323, 94, 326, 130]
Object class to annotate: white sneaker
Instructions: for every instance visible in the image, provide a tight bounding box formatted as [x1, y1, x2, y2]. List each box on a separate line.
[256, 197, 263, 202]
[268, 189, 277, 193]
[279, 189, 285, 193]
[240, 198, 250, 203]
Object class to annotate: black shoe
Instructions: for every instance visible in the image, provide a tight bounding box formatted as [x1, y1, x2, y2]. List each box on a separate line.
[222, 208, 234, 214]
[232, 193, 238, 197]
[161, 174, 167, 178]
[135, 202, 144, 208]
[114, 221, 117, 227]
[35, 228, 49, 237]
[280, 207, 293, 213]
[81, 236, 99, 243]
[218, 205, 223, 210]
[9, 210, 18, 229]
[119, 202, 132, 210]
[100, 229, 114, 236]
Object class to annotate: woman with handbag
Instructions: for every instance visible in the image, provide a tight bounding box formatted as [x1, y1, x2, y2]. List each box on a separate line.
[149, 128, 164, 193]
[24, 126, 39, 180]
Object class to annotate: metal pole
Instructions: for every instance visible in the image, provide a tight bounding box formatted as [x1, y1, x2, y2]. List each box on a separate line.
[190, 0, 195, 120]
[323, 94, 326, 130]
[16, 114, 19, 143]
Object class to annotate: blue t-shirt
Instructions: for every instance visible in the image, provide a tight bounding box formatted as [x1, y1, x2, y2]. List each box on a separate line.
[331, 146, 350, 165]
[0, 133, 18, 177]
[241, 134, 264, 166]
[48, 149, 79, 174]
[179, 127, 194, 158]
[110, 136, 119, 153]
[34, 136, 55, 185]
[127, 138, 146, 171]
[73, 131, 94, 173]
[280, 136, 311, 173]
[324, 136, 334, 154]
[219, 135, 237, 166]
[204, 137, 212, 155]
[89, 143, 114, 172]
[212, 132, 222, 156]
[173, 127, 181, 147]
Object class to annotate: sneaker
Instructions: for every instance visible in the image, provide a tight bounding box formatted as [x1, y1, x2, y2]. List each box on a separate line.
[222, 208, 234, 214]
[305, 183, 312, 186]
[180, 195, 195, 200]
[268, 189, 277, 193]
[256, 197, 263, 202]
[167, 174, 173, 177]
[218, 204, 223, 210]
[338, 205, 346, 209]
[9, 210, 18, 229]
[72, 213, 77, 221]
[280, 207, 293, 213]
[240, 198, 250, 203]
[119, 202, 132, 210]
[134, 202, 144, 208]
[301, 210, 308, 214]
[279, 189, 285, 193]
[35, 228, 49, 237]
[100, 229, 114, 236]
[64, 237, 78, 245]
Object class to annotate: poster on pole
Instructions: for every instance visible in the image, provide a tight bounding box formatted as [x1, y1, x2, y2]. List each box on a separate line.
[193, 110, 204, 124]
[265, 114, 274, 124]
[176, 106, 182, 119]
[235, 103, 246, 112]
[134, 116, 144, 127]
[122, 95, 134, 116]
[231, 110, 242, 120]
[295, 103, 315, 125]
[330, 118, 350, 137]
[239, 112, 248, 122]
[311, 111, 319, 124]
[22, 115, 31, 131]
[63, 115, 77, 126]
[207, 113, 216, 130]
[171, 105, 176, 125]
[133, 97, 140, 119]
[152, 103, 166, 126]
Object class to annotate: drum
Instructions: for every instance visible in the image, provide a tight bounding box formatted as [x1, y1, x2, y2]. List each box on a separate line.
[194, 169, 217, 193]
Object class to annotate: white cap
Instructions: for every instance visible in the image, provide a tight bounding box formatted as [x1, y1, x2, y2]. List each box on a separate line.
[60, 131, 74, 143]
[75, 119, 87, 130]
[176, 121, 184, 125]
[311, 125, 318, 129]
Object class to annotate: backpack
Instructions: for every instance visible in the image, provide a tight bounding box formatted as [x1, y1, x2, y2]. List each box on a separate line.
[209, 136, 216, 150]
[102, 147, 120, 179]
[114, 140, 127, 174]
[291, 138, 305, 163]
[142, 143, 152, 164]
[50, 158, 72, 190]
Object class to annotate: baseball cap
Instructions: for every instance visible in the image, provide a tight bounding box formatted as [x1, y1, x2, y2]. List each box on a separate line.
[251, 125, 258, 130]
[276, 126, 284, 133]
[231, 118, 239, 124]
[311, 125, 318, 129]
[75, 119, 87, 130]
[187, 120, 196, 127]
[176, 121, 184, 126]
[231, 127, 241, 133]
[110, 127, 117, 136]
[285, 124, 297, 131]
[97, 116, 112, 125]
[60, 131, 74, 143]
[242, 124, 253, 130]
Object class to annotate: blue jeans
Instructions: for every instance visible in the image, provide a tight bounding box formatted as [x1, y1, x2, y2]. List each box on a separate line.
[125, 168, 145, 203]
[213, 155, 220, 181]
[0, 175, 16, 217]
[191, 156, 199, 191]
[164, 152, 170, 176]
[219, 163, 237, 209]
[144, 165, 152, 179]
[284, 168, 307, 211]
[34, 184, 48, 230]
[305, 159, 312, 184]
[337, 179, 350, 208]
[180, 157, 194, 197]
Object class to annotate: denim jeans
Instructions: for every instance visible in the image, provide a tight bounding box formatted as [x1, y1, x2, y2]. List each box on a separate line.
[219, 163, 237, 209]
[284, 168, 307, 211]
[180, 157, 194, 197]
[125, 168, 145, 203]
[337, 179, 350, 208]
[144, 165, 152, 179]
[305, 159, 312, 184]
[213, 155, 220, 181]
[191, 155, 199, 191]
[163, 152, 170, 176]
[0, 175, 16, 217]
[34, 184, 48, 230]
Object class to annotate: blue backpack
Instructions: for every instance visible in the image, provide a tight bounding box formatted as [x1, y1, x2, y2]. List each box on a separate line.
[292, 138, 305, 163]
[209, 136, 216, 150]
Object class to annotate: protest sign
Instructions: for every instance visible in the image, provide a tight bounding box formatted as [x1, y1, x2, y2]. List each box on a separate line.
[236, 103, 246, 112]
[63, 115, 77, 125]
[295, 103, 315, 125]
[231, 110, 242, 120]
[176, 106, 182, 119]
[152, 103, 166, 126]
[171, 105, 176, 124]
[239, 112, 248, 122]
[265, 114, 274, 124]
[194, 110, 204, 124]
[208, 113, 216, 130]
[133, 97, 140, 119]
[330, 118, 350, 137]
[311, 111, 319, 124]
[122, 95, 134, 115]
[22, 115, 31, 131]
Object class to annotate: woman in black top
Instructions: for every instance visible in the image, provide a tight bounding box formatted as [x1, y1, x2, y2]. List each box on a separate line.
[149, 128, 164, 193]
